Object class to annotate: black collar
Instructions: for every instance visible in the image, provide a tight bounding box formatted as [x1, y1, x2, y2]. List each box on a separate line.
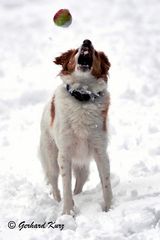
[66, 84, 102, 102]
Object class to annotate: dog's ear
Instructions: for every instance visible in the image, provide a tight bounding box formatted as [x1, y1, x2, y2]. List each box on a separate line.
[54, 49, 76, 67]
[99, 52, 111, 80]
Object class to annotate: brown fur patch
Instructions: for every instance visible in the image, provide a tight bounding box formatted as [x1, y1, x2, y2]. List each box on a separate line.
[91, 51, 111, 81]
[54, 49, 78, 75]
[91, 53, 102, 79]
[50, 96, 55, 126]
[99, 52, 111, 80]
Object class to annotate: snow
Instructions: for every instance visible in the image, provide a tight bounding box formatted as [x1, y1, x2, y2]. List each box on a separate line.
[0, 0, 160, 239]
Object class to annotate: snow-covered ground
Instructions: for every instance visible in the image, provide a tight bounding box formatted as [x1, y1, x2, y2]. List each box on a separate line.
[0, 0, 160, 239]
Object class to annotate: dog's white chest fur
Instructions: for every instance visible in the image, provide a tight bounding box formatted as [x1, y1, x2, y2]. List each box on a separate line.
[54, 86, 102, 136]
[45, 85, 105, 164]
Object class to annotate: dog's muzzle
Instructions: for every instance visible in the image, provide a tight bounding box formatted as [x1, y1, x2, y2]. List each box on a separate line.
[77, 39, 93, 72]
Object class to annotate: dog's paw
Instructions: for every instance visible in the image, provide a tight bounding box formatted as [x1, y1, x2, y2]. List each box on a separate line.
[62, 208, 75, 217]
[103, 205, 111, 212]
[102, 200, 113, 212]
[102, 196, 113, 212]
[62, 199, 76, 216]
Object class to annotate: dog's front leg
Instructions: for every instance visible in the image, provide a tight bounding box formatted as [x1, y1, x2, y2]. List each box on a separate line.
[58, 152, 74, 215]
[94, 148, 112, 211]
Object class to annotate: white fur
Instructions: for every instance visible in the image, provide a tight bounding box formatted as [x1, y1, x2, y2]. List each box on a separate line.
[40, 66, 112, 215]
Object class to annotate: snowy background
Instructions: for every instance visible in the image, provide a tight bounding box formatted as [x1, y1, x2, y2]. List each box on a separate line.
[0, 0, 160, 239]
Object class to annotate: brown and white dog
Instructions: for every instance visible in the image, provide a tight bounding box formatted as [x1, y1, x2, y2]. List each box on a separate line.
[40, 40, 112, 215]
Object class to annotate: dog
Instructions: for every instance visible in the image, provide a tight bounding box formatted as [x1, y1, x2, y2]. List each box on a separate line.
[40, 39, 112, 215]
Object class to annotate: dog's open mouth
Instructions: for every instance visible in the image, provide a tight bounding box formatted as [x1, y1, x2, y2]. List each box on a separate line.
[77, 39, 93, 71]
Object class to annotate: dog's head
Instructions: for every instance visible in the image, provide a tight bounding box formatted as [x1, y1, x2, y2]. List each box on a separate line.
[54, 39, 111, 82]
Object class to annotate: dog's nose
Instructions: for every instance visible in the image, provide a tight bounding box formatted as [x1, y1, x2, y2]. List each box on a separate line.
[82, 39, 92, 47]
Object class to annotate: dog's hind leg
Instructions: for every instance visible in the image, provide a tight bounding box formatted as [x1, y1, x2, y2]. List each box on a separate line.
[73, 164, 89, 195]
[40, 131, 61, 202]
